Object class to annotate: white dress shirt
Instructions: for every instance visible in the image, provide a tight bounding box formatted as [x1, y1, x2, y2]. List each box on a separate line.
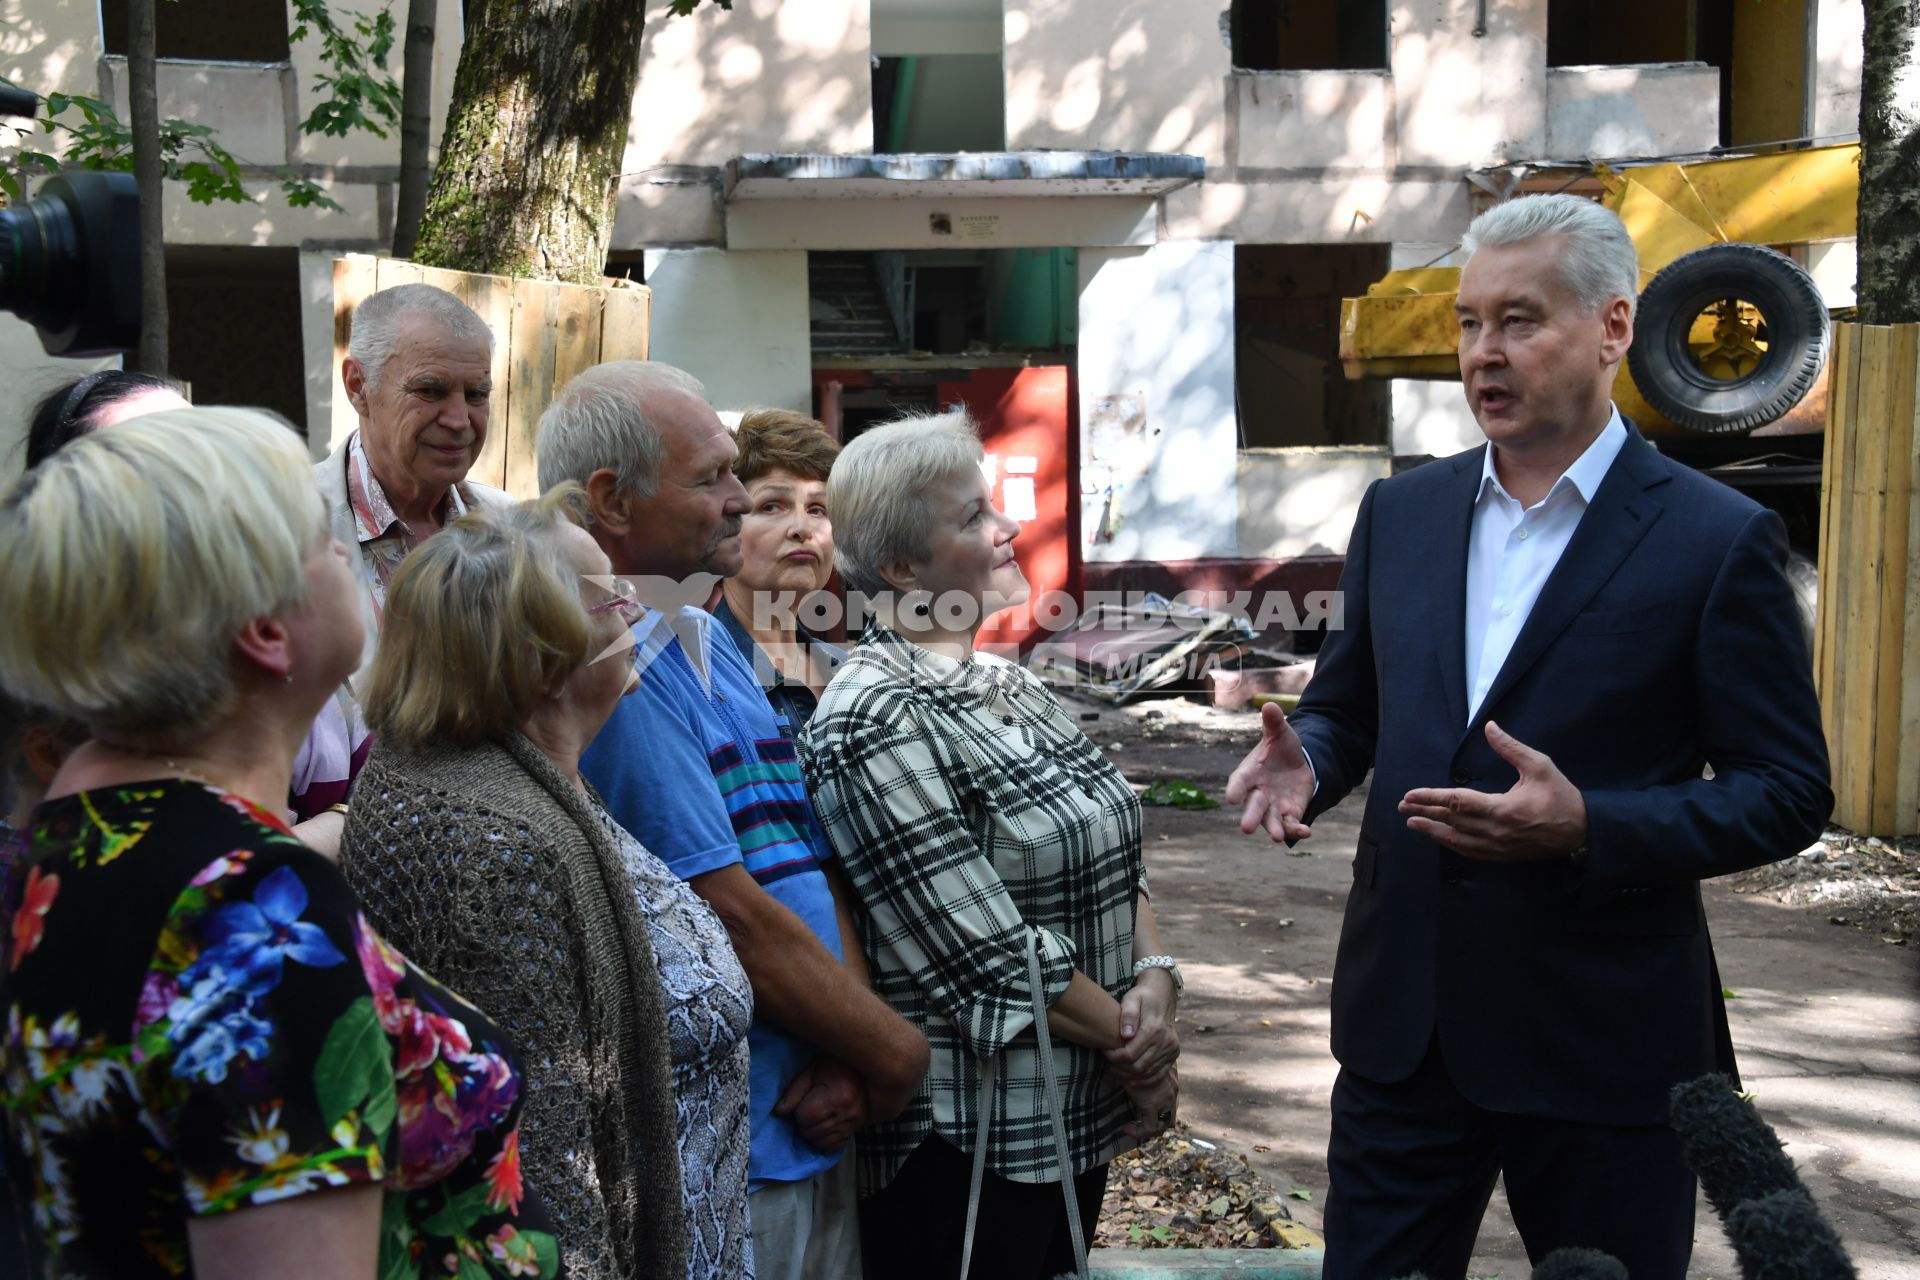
[1463, 409, 1628, 722]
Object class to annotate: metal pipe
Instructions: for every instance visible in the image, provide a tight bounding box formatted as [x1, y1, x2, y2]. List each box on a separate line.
[1472, 0, 1488, 38]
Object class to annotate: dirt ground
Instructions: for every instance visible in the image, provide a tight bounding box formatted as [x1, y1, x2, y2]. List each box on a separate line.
[1077, 693, 1920, 1279]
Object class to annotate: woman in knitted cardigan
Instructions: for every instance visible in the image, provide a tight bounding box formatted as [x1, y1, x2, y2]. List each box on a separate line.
[340, 487, 754, 1280]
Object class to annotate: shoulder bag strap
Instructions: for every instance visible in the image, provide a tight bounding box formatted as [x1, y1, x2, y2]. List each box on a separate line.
[958, 930, 1091, 1280]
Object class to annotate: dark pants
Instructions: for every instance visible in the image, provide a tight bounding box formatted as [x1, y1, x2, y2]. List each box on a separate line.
[859, 1137, 1109, 1280]
[1323, 1038, 1697, 1280]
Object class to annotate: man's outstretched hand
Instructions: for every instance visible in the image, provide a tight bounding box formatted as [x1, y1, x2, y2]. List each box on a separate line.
[1398, 720, 1587, 860]
[1226, 701, 1315, 844]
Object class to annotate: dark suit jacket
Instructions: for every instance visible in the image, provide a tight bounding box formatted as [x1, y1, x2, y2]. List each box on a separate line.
[1292, 427, 1832, 1126]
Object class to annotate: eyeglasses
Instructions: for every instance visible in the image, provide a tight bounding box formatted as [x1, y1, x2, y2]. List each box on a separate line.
[586, 576, 643, 624]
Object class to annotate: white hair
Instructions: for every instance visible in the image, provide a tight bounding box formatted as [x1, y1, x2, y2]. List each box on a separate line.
[1463, 194, 1640, 321]
[536, 360, 709, 497]
[829, 410, 984, 597]
[347, 283, 493, 389]
[0, 407, 321, 739]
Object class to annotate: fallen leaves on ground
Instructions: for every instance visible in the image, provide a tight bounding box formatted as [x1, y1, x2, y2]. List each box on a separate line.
[1094, 1125, 1322, 1250]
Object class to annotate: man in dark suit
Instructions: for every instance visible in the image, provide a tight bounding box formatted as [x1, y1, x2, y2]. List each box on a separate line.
[1227, 194, 1832, 1279]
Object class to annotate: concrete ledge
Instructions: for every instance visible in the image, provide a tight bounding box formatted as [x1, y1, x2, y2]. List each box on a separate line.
[1091, 1249, 1324, 1278]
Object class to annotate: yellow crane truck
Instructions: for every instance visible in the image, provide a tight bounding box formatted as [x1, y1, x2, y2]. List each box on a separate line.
[1338, 140, 1861, 635]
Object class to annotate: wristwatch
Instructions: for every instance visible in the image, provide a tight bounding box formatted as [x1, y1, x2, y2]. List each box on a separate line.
[1132, 955, 1184, 995]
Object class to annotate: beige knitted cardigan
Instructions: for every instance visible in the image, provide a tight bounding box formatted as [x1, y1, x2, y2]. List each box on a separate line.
[340, 733, 687, 1280]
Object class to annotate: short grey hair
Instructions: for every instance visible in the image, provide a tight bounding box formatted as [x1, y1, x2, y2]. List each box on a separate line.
[537, 360, 709, 497]
[347, 283, 493, 389]
[1463, 194, 1640, 321]
[830, 410, 984, 597]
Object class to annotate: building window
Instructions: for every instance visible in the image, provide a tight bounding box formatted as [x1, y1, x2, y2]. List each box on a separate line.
[1231, 0, 1389, 73]
[101, 0, 291, 62]
[1236, 244, 1392, 449]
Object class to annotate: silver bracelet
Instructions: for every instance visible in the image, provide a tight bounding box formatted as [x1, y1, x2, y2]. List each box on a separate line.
[1132, 955, 1183, 995]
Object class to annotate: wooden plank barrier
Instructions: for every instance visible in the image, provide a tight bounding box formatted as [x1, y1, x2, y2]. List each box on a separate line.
[1814, 322, 1920, 836]
[329, 255, 652, 498]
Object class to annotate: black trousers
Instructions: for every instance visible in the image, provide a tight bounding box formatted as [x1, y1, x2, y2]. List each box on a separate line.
[859, 1137, 1109, 1280]
[1322, 1038, 1697, 1280]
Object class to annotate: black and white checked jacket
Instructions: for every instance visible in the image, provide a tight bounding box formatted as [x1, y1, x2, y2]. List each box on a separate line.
[804, 624, 1146, 1192]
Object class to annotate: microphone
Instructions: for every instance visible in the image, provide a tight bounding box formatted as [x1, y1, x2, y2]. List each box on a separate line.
[1670, 1073, 1856, 1280]
[1669, 1073, 1803, 1218]
[1725, 1189, 1856, 1280]
[1531, 1246, 1628, 1279]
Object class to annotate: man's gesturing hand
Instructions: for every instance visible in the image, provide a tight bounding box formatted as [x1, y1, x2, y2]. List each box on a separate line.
[1398, 721, 1587, 860]
[1225, 701, 1315, 843]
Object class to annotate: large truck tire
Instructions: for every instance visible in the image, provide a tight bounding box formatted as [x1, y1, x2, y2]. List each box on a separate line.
[1628, 243, 1830, 435]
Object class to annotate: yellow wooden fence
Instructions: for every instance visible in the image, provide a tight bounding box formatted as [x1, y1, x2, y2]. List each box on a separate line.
[329, 254, 651, 497]
[1815, 323, 1920, 836]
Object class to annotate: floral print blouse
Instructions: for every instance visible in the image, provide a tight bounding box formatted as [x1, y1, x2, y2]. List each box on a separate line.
[0, 779, 565, 1279]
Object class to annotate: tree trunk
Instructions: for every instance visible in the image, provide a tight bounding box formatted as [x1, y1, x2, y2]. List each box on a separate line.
[127, 0, 168, 373]
[1858, 0, 1920, 325]
[391, 0, 436, 258]
[411, 0, 646, 282]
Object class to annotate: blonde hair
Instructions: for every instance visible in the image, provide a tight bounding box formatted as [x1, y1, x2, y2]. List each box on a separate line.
[830, 410, 983, 596]
[0, 407, 320, 738]
[364, 484, 598, 749]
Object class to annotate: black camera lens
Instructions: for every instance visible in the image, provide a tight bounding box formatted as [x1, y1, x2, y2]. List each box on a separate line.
[0, 171, 141, 356]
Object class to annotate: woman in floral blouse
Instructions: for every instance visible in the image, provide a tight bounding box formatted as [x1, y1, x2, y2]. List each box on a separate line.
[805, 412, 1182, 1280]
[0, 407, 564, 1279]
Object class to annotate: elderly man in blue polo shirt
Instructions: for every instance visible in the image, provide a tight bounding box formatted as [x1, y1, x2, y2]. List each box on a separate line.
[539, 360, 929, 1279]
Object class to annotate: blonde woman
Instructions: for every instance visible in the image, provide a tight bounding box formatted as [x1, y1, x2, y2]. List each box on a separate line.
[0, 409, 566, 1278]
[340, 489, 750, 1280]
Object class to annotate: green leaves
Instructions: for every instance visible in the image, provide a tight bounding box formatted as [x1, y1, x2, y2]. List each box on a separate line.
[314, 995, 397, 1142]
[290, 0, 402, 140]
[1288, 1186, 1314, 1202]
[1139, 778, 1220, 810]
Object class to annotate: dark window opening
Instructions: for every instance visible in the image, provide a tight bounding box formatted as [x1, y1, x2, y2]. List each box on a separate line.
[1235, 244, 1392, 449]
[165, 246, 307, 429]
[1547, 0, 1757, 147]
[1231, 0, 1389, 72]
[102, 0, 291, 62]
[809, 249, 1076, 358]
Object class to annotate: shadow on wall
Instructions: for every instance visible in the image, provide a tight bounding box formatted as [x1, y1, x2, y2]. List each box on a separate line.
[625, 0, 871, 172]
[1082, 240, 1238, 564]
[1004, 0, 1230, 163]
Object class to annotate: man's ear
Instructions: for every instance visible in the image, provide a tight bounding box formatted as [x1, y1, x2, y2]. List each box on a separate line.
[584, 468, 632, 536]
[342, 357, 371, 419]
[233, 616, 294, 684]
[1600, 295, 1634, 367]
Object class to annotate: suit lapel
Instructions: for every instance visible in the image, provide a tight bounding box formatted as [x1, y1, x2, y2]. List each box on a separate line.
[1431, 448, 1484, 732]
[1470, 430, 1670, 729]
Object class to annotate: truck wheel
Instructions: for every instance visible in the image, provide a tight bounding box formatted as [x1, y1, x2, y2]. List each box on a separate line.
[1628, 243, 1830, 435]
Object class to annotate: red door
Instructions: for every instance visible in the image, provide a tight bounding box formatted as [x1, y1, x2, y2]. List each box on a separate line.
[936, 366, 1076, 654]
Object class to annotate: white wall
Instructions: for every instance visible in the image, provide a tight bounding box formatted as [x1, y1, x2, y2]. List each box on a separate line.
[640, 248, 812, 415]
[1237, 448, 1390, 559]
[1811, 0, 1864, 138]
[1545, 63, 1721, 158]
[625, 0, 872, 171]
[1077, 241, 1238, 563]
